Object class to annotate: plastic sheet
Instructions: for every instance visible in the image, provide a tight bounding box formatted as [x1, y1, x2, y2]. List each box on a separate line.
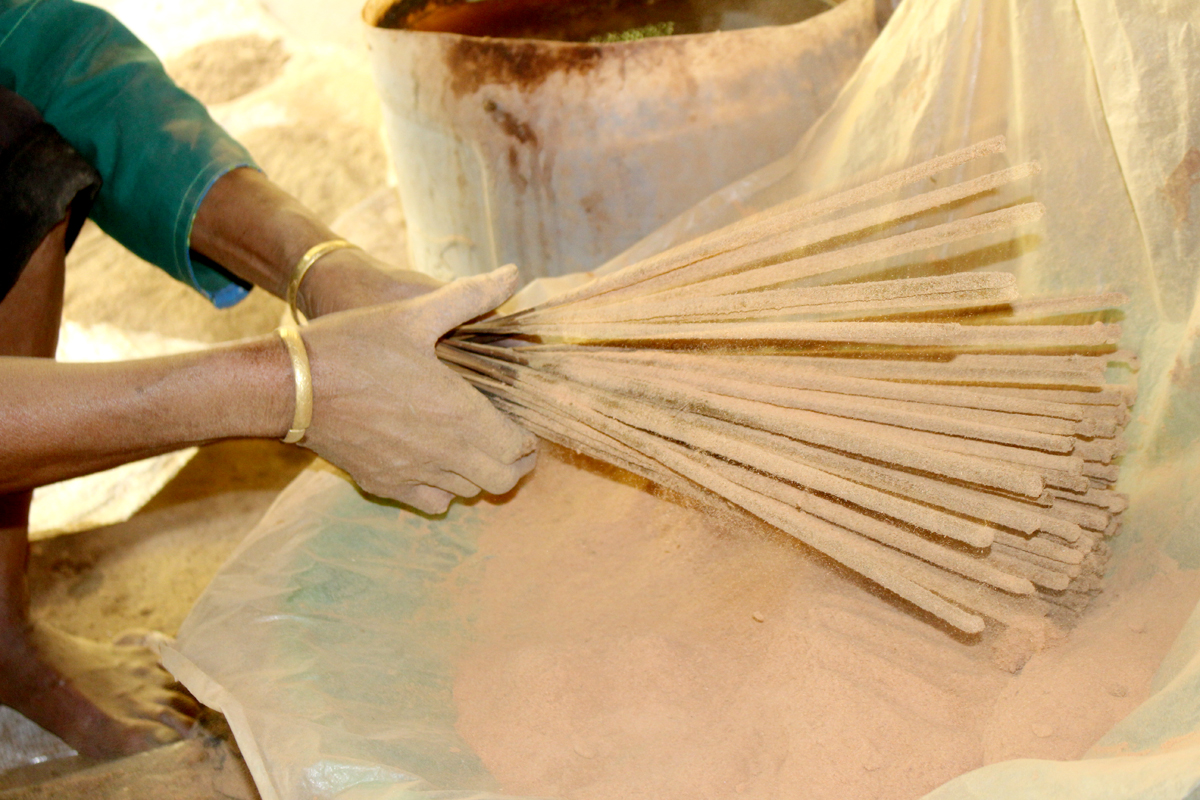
[163, 0, 1200, 797]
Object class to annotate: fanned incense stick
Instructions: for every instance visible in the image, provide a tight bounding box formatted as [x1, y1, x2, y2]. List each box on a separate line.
[526, 273, 1021, 325]
[505, 163, 1041, 322]
[501, 136, 1012, 314]
[441, 142, 1133, 634]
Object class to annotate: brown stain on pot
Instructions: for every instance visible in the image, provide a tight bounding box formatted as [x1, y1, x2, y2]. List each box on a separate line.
[446, 39, 603, 97]
[483, 99, 537, 146]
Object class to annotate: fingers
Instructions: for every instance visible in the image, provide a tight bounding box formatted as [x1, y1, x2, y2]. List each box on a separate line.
[114, 628, 174, 655]
[385, 447, 537, 515]
[394, 484, 456, 515]
[430, 471, 483, 499]
[450, 447, 538, 496]
[362, 438, 537, 511]
[414, 264, 520, 335]
[463, 399, 539, 465]
[509, 450, 538, 484]
[301, 271, 537, 512]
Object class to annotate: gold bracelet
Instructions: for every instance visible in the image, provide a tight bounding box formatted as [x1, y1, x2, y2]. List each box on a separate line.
[286, 239, 357, 325]
[277, 326, 312, 444]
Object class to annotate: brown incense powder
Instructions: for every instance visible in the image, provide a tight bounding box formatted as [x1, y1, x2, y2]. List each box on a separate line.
[452, 447, 1200, 800]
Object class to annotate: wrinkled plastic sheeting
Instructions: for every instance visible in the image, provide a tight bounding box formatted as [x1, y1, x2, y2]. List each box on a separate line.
[602, 0, 1200, 496]
[163, 0, 1200, 798]
[162, 463, 521, 800]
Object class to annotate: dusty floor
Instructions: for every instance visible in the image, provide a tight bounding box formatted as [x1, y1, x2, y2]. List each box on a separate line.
[30, 441, 311, 645]
[4, 442, 310, 798]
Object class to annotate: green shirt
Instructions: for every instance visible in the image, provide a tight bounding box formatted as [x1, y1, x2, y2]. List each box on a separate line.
[0, 0, 257, 307]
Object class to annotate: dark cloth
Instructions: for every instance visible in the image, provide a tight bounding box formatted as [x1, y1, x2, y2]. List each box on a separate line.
[0, 0, 258, 308]
[0, 85, 100, 303]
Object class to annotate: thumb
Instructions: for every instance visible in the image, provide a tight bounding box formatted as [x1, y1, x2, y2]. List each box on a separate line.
[414, 264, 520, 336]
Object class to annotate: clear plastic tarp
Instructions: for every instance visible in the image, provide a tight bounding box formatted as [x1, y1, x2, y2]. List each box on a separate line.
[162, 0, 1200, 797]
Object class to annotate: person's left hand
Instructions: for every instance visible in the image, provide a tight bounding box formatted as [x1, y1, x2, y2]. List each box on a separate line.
[297, 247, 444, 318]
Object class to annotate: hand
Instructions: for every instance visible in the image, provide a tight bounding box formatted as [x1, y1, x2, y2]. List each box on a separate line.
[297, 246, 444, 318]
[299, 265, 537, 514]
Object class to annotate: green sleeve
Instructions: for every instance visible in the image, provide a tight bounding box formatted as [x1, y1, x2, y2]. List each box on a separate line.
[0, 0, 257, 307]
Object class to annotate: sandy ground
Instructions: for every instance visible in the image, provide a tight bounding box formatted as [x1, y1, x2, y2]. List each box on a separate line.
[4, 442, 309, 797]
[29, 441, 311, 644]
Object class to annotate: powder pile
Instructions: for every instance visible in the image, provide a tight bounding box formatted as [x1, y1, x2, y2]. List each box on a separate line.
[451, 447, 1200, 800]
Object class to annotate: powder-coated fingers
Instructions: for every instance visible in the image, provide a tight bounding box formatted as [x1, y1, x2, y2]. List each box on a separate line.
[414, 265, 520, 338]
[467, 403, 539, 466]
[451, 448, 538, 496]
[428, 470, 483, 500]
[300, 266, 535, 514]
[391, 484, 457, 516]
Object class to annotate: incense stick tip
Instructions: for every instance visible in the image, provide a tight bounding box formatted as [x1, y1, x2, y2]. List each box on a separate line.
[1018, 201, 1047, 223]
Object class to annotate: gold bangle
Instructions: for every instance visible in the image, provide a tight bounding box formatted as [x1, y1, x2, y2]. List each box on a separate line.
[286, 239, 357, 325]
[277, 326, 312, 444]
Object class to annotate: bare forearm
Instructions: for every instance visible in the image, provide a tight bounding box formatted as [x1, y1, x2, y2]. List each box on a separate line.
[0, 335, 292, 491]
[189, 168, 441, 318]
[189, 167, 333, 305]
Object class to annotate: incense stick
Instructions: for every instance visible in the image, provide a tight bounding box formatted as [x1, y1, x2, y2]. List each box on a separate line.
[441, 144, 1132, 633]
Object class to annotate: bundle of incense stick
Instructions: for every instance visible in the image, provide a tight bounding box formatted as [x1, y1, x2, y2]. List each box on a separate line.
[438, 137, 1133, 635]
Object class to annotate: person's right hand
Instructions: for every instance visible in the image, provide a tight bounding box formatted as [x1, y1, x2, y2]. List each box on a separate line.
[298, 265, 537, 514]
